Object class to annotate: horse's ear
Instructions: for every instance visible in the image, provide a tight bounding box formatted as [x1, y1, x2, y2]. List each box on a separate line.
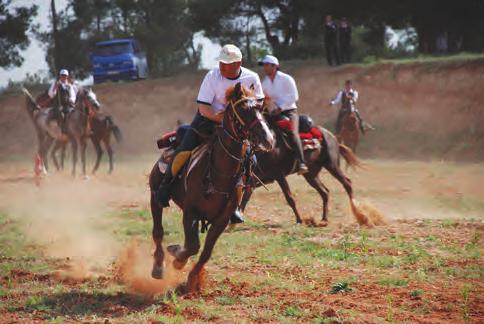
[233, 82, 242, 98]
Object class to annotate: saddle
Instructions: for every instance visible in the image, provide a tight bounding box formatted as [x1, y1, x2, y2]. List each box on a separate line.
[272, 114, 323, 151]
[36, 91, 53, 109]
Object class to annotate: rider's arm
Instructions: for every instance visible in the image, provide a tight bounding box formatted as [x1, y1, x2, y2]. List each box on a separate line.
[48, 81, 57, 98]
[352, 90, 359, 102]
[330, 91, 342, 106]
[198, 104, 224, 123]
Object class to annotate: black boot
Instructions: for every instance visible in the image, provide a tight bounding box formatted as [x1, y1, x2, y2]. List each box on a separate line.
[156, 173, 173, 207]
[230, 208, 245, 224]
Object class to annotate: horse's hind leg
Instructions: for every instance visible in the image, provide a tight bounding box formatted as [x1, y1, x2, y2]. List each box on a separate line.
[102, 137, 114, 174]
[325, 162, 353, 200]
[276, 176, 302, 224]
[167, 208, 200, 270]
[80, 137, 87, 176]
[91, 138, 103, 174]
[60, 143, 66, 170]
[303, 171, 330, 222]
[150, 164, 165, 279]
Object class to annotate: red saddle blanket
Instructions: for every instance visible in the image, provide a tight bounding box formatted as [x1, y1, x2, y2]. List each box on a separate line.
[275, 119, 323, 144]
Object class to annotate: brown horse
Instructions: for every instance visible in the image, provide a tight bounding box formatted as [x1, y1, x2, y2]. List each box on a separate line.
[337, 111, 360, 153]
[148, 83, 274, 292]
[23, 85, 89, 176]
[238, 113, 368, 225]
[50, 88, 122, 174]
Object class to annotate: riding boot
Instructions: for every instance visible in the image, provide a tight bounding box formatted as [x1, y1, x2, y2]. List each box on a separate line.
[354, 110, 366, 134]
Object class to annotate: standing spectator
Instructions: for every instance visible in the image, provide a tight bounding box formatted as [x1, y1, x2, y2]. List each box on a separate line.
[339, 17, 352, 63]
[324, 15, 339, 66]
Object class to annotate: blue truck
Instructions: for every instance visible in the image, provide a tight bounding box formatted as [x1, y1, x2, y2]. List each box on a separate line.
[90, 39, 149, 84]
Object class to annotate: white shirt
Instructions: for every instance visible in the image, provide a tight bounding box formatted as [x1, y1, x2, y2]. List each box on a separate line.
[262, 71, 299, 111]
[48, 80, 77, 104]
[330, 89, 359, 106]
[197, 66, 264, 113]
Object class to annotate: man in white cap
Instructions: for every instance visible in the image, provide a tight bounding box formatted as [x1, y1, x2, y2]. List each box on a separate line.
[47, 69, 77, 133]
[259, 54, 308, 174]
[48, 69, 76, 104]
[157, 44, 264, 217]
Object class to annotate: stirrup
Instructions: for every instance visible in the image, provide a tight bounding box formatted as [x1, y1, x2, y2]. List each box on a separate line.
[230, 208, 244, 224]
[297, 163, 309, 175]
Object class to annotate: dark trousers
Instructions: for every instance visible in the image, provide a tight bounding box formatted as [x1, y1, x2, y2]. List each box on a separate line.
[281, 109, 306, 164]
[340, 42, 351, 63]
[168, 111, 215, 177]
[325, 41, 340, 66]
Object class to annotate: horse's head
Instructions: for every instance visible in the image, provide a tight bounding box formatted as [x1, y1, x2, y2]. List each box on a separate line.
[57, 82, 73, 108]
[82, 87, 101, 110]
[224, 83, 274, 151]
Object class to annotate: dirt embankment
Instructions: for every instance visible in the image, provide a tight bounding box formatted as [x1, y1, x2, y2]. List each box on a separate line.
[1, 60, 483, 161]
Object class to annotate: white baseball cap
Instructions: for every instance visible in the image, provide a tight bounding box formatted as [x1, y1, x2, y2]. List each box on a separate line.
[258, 55, 279, 66]
[59, 69, 69, 76]
[218, 44, 242, 64]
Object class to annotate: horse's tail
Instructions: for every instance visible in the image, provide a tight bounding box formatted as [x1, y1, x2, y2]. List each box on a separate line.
[106, 116, 122, 143]
[21, 87, 39, 119]
[338, 143, 362, 169]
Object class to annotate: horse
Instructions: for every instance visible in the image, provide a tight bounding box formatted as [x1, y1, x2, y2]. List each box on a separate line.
[148, 83, 274, 293]
[23, 86, 71, 174]
[238, 110, 370, 226]
[50, 88, 122, 174]
[337, 111, 360, 153]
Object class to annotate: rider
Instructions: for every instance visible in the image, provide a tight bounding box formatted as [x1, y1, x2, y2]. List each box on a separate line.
[156, 44, 264, 218]
[259, 54, 308, 175]
[329, 79, 372, 134]
[48, 69, 76, 133]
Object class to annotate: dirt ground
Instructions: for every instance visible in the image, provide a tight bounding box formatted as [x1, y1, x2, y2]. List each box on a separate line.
[0, 155, 482, 323]
[0, 60, 483, 322]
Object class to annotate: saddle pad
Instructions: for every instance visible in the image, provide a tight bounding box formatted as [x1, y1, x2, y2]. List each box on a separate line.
[184, 142, 210, 191]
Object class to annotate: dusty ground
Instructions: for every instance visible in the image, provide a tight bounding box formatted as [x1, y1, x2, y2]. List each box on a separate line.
[0, 59, 483, 322]
[0, 156, 482, 323]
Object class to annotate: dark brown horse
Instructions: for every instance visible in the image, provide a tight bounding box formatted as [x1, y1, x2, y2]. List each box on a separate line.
[238, 113, 370, 226]
[148, 83, 274, 292]
[337, 111, 360, 153]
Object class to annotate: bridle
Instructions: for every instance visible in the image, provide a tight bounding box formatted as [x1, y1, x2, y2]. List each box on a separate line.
[225, 96, 263, 141]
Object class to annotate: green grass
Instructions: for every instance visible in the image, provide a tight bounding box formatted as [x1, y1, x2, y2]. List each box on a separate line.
[0, 200, 482, 322]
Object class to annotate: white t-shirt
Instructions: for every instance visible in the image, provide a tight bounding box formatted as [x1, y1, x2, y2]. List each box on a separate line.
[197, 66, 264, 113]
[48, 80, 77, 104]
[262, 70, 299, 111]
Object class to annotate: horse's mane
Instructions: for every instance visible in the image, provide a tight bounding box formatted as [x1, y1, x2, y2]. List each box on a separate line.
[224, 84, 254, 103]
[262, 94, 273, 111]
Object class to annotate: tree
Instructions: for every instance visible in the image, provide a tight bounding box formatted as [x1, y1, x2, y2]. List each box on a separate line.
[0, 0, 38, 68]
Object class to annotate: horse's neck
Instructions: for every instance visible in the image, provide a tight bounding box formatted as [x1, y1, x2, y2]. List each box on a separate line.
[212, 128, 244, 180]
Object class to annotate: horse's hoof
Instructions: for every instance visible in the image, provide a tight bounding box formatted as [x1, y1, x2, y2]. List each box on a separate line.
[151, 266, 164, 279]
[166, 244, 181, 257]
[175, 282, 189, 295]
[173, 258, 188, 270]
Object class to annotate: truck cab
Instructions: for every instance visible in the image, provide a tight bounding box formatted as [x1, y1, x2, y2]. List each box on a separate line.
[90, 39, 148, 84]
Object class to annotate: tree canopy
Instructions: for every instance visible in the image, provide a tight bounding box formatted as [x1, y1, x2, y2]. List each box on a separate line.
[0, 0, 38, 68]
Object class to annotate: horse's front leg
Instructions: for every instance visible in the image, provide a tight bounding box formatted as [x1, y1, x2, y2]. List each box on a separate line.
[184, 198, 235, 293]
[70, 137, 78, 177]
[51, 141, 62, 171]
[167, 208, 200, 270]
[150, 164, 165, 279]
[276, 176, 302, 224]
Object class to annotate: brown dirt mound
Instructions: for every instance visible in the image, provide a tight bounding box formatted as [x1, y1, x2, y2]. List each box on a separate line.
[1, 60, 483, 160]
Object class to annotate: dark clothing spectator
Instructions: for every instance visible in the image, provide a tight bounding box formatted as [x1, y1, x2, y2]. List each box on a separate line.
[324, 17, 339, 66]
[339, 20, 352, 63]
